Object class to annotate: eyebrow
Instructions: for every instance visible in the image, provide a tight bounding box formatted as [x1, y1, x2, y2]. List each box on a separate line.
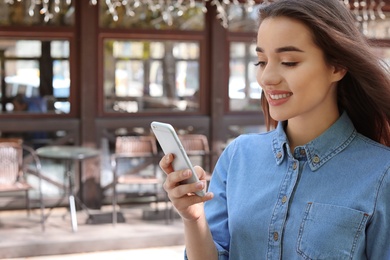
[255, 46, 304, 53]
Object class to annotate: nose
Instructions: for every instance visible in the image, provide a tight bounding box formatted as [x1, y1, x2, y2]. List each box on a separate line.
[257, 63, 281, 87]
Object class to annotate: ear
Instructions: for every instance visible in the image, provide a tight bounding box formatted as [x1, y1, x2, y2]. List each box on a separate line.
[331, 65, 347, 82]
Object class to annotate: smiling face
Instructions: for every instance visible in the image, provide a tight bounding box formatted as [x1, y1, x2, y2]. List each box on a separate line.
[256, 16, 346, 126]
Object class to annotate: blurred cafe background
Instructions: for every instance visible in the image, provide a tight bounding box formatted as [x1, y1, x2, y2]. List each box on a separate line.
[0, 0, 389, 212]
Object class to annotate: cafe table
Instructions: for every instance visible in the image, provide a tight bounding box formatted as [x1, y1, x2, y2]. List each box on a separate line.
[36, 145, 100, 232]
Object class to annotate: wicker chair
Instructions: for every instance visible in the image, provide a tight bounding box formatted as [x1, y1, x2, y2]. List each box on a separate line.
[178, 134, 212, 181]
[0, 138, 45, 231]
[111, 135, 161, 224]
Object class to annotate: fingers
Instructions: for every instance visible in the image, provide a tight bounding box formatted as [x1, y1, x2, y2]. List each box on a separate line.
[163, 170, 207, 200]
[193, 165, 208, 181]
[159, 154, 175, 175]
[159, 154, 213, 221]
[169, 185, 214, 212]
[177, 191, 214, 207]
[170, 190, 214, 221]
[160, 153, 211, 199]
[163, 169, 199, 194]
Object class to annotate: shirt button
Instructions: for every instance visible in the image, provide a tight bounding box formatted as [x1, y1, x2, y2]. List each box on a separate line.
[273, 232, 279, 241]
[276, 152, 282, 159]
[312, 156, 320, 164]
[281, 196, 287, 204]
[300, 149, 306, 156]
[292, 162, 297, 170]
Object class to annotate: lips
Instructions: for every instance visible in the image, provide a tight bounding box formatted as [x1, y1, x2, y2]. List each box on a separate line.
[266, 91, 293, 106]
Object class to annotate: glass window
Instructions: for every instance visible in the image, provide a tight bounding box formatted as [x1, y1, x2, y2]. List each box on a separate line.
[359, 12, 390, 39]
[100, 1, 205, 30]
[0, 1, 74, 26]
[7, 40, 41, 57]
[228, 124, 266, 136]
[0, 39, 70, 114]
[373, 47, 390, 65]
[104, 39, 200, 113]
[229, 42, 261, 111]
[226, 124, 267, 147]
[228, 3, 261, 32]
[51, 41, 70, 58]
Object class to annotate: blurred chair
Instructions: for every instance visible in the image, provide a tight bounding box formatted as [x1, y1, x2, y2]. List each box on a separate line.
[111, 135, 163, 224]
[178, 134, 212, 181]
[0, 138, 45, 231]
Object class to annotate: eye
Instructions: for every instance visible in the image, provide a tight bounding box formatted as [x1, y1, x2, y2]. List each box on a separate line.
[254, 61, 266, 67]
[282, 62, 298, 67]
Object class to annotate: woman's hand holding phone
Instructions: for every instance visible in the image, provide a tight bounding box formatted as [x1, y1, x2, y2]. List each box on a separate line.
[151, 121, 213, 221]
[159, 153, 213, 221]
[153, 122, 218, 259]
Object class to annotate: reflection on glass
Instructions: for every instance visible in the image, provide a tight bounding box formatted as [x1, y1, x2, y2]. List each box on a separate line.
[0, 130, 71, 149]
[229, 42, 261, 111]
[100, 2, 204, 30]
[104, 40, 200, 113]
[373, 47, 390, 66]
[360, 13, 390, 39]
[0, 40, 70, 114]
[229, 124, 267, 135]
[0, 1, 74, 26]
[227, 124, 267, 145]
[228, 3, 261, 32]
[51, 41, 70, 57]
[7, 41, 41, 57]
[174, 43, 199, 59]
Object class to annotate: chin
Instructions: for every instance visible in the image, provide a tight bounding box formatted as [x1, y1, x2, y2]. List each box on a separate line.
[269, 112, 290, 122]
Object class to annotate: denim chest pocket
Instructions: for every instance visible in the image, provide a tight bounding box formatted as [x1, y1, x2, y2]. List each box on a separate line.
[297, 202, 369, 260]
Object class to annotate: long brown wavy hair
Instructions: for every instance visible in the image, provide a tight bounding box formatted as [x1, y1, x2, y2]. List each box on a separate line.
[258, 0, 390, 147]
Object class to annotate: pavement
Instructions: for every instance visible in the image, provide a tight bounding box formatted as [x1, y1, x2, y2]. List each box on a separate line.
[0, 203, 185, 259]
[8, 246, 186, 260]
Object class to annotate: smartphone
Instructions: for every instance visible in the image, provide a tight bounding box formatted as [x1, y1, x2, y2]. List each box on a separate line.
[151, 121, 206, 197]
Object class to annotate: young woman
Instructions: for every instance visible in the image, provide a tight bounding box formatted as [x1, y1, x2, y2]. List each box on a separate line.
[160, 0, 390, 259]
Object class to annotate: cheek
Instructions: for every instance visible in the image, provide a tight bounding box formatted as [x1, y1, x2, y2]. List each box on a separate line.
[256, 69, 263, 86]
[287, 65, 328, 93]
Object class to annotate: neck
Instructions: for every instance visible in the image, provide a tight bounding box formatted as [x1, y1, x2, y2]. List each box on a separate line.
[285, 110, 340, 152]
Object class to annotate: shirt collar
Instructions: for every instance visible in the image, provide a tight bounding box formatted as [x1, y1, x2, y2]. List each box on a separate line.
[272, 112, 357, 171]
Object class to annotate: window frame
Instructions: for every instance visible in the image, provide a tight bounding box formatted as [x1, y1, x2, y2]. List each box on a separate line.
[0, 29, 77, 118]
[226, 33, 259, 115]
[98, 31, 208, 117]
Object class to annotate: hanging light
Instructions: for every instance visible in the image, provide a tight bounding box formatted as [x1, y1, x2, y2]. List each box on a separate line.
[89, 0, 387, 30]
[348, 0, 387, 36]
[4, 0, 387, 33]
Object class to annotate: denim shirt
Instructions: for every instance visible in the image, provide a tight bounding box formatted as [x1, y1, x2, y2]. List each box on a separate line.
[192, 112, 390, 260]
